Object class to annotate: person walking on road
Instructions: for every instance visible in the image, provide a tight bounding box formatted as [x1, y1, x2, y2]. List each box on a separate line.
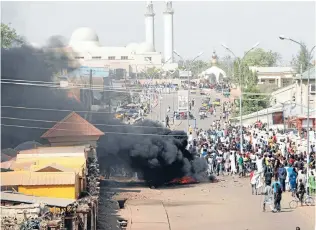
[262, 182, 274, 212]
[296, 179, 306, 206]
[165, 115, 170, 128]
[272, 181, 282, 212]
[278, 163, 287, 192]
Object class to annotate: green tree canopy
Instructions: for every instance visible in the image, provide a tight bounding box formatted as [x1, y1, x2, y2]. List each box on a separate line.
[1, 23, 24, 49]
[291, 42, 313, 73]
[242, 48, 281, 67]
[232, 59, 258, 87]
[234, 85, 269, 116]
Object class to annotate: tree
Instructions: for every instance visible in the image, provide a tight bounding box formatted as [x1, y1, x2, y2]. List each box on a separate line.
[177, 60, 210, 76]
[242, 48, 281, 67]
[232, 60, 258, 87]
[1, 23, 24, 49]
[291, 42, 313, 73]
[218, 55, 234, 79]
[143, 67, 162, 79]
[234, 85, 269, 116]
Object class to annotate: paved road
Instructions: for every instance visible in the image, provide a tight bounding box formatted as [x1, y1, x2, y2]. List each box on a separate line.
[149, 89, 229, 132]
[117, 176, 315, 230]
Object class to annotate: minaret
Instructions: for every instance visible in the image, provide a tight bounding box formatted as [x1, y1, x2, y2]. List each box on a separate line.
[145, 1, 155, 47]
[163, 1, 174, 63]
[211, 51, 218, 66]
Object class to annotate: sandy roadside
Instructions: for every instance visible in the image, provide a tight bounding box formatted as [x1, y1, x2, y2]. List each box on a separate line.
[113, 176, 314, 230]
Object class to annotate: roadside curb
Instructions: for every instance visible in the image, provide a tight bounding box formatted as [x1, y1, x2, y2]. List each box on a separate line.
[124, 199, 170, 230]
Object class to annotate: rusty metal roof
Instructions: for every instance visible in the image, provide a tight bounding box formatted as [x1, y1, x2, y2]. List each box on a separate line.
[41, 112, 104, 138]
[1, 171, 77, 186]
[1, 191, 75, 207]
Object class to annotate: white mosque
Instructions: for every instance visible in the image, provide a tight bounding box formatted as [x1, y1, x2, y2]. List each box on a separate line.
[60, 1, 178, 76]
[199, 51, 227, 84]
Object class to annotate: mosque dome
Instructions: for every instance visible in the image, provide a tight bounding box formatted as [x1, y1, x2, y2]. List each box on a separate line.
[126, 42, 140, 53]
[69, 27, 100, 48]
[138, 42, 155, 53]
[198, 50, 227, 83]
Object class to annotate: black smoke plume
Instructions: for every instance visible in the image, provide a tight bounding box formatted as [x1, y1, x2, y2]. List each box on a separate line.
[1, 38, 207, 187]
[1, 38, 84, 148]
[93, 116, 208, 187]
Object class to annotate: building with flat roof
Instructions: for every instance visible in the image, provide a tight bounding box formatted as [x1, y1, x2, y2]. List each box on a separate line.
[250, 66, 296, 88]
[270, 67, 316, 116]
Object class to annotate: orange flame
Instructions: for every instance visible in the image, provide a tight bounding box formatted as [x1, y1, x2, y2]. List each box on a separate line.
[169, 176, 198, 185]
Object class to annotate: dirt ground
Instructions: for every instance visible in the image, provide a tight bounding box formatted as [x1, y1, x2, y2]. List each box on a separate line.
[106, 176, 315, 230]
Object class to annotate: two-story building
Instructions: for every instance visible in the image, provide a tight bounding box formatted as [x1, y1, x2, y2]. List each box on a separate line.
[250, 66, 296, 88]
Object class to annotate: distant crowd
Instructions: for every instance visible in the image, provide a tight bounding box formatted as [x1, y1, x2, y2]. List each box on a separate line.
[187, 120, 315, 213]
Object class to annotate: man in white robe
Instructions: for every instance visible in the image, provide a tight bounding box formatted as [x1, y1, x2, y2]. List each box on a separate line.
[230, 151, 237, 174]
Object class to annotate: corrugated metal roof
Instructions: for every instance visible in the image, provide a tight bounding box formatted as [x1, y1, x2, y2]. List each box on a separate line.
[15, 156, 86, 175]
[1, 171, 76, 186]
[18, 145, 87, 155]
[34, 163, 75, 172]
[0, 191, 75, 208]
[41, 112, 104, 138]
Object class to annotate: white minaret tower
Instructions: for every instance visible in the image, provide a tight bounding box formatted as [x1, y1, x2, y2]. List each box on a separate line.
[145, 1, 155, 47]
[163, 1, 174, 63]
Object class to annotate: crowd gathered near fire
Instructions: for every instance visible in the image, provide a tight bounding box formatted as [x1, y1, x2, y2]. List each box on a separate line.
[188, 120, 315, 212]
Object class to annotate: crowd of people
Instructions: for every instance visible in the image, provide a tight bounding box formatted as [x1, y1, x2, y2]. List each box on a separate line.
[188, 121, 315, 213]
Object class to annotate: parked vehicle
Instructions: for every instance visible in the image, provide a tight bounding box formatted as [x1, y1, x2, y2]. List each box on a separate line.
[125, 109, 139, 118]
[175, 111, 195, 120]
[213, 98, 221, 106]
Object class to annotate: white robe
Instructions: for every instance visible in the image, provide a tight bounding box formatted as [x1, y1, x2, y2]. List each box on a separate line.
[256, 158, 264, 173]
[230, 154, 236, 173]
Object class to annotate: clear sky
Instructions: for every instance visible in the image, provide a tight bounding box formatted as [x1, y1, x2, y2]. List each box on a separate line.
[1, 1, 315, 64]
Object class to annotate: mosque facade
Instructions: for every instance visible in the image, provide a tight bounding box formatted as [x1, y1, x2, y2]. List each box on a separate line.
[59, 1, 178, 78]
[199, 51, 227, 84]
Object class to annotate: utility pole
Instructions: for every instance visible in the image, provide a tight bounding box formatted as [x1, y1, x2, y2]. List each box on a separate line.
[173, 51, 204, 132]
[88, 69, 93, 122]
[279, 35, 315, 193]
[300, 63, 303, 114]
[266, 107, 269, 129]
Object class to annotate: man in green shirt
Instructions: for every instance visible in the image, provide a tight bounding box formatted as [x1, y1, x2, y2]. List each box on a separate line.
[238, 154, 244, 177]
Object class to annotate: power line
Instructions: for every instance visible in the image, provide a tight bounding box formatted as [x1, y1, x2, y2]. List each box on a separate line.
[1, 79, 201, 96]
[1, 105, 114, 114]
[0, 80, 181, 96]
[1, 124, 186, 137]
[1, 78, 145, 89]
[1, 116, 170, 130]
[0, 81, 135, 93]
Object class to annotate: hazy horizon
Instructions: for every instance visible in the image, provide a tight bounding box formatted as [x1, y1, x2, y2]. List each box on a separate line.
[2, 1, 315, 64]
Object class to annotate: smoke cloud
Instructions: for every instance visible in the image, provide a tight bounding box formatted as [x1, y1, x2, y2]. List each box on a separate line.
[1, 39, 207, 187]
[1, 38, 83, 148]
[93, 116, 208, 187]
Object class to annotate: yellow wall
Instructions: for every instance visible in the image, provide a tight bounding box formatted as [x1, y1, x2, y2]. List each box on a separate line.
[18, 185, 77, 199]
[16, 157, 86, 175]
